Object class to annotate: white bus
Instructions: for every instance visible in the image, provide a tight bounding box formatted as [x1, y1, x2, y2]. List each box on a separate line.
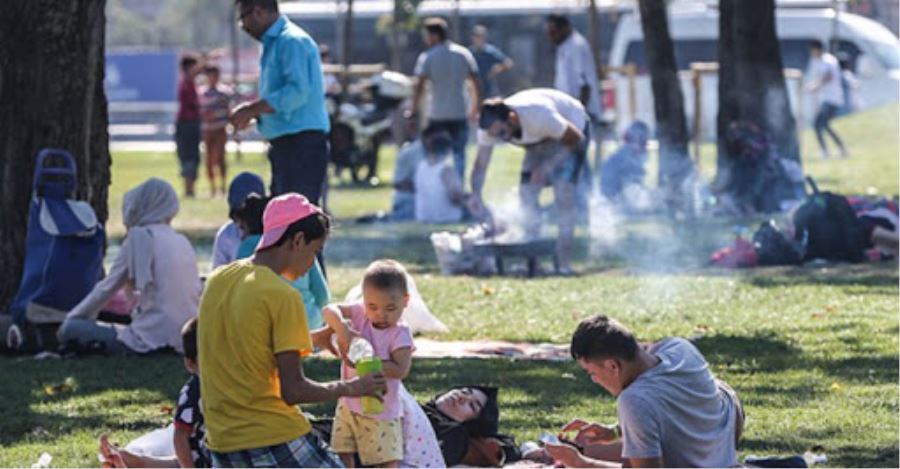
[607, 4, 900, 139]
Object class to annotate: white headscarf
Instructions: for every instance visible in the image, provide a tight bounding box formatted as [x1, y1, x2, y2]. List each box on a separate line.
[121, 178, 180, 290]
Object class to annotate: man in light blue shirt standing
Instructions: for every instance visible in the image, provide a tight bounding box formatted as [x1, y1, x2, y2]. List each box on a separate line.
[230, 0, 330, 203]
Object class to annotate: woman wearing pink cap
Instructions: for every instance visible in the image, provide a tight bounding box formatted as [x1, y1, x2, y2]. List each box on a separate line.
[197, 193, 386, 467]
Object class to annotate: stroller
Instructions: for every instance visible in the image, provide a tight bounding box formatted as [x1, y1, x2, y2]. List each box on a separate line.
[5, 149, 105, 351]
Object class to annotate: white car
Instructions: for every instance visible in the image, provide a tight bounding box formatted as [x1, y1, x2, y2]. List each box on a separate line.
[607, 5, 900, 140]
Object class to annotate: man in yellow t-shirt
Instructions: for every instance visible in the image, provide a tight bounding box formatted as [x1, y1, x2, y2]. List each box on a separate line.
[199, 192, 385, 468]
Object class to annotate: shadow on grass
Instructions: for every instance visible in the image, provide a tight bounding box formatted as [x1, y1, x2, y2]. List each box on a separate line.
[302, 357, 601, 417]
[0, 355, 600, 447]
[694, 332, 898, 388]
[0, 354, 188, 447]
[742, 434, 899, 468]
[742, 262, 899, 292]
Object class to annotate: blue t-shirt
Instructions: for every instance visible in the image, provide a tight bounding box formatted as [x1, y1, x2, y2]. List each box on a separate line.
[470, 43, 508, 98]
[600, 145, 647, 199]
[236, 235, 330, 329]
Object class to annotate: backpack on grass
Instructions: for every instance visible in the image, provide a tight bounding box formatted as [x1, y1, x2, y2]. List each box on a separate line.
[792, 177, 866, 263]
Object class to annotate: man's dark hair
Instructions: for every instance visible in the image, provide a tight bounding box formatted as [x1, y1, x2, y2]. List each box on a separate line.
[269, 212, 333, 249]
[204, 64, 221, 75]
[182, 317, 198, 361]
[809, 39, 825, 51]
[478, 98, 511, 129]
[546, 14, 570, 29]
[180, 54, 199, 72]
[570, 314, 640, 362]
[423, 17, 449, 41]
[363, 259, 409, 295]
[235, 0, 279, 13]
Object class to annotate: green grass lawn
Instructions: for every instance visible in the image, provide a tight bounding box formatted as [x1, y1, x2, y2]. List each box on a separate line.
[1, 106, 897, 467]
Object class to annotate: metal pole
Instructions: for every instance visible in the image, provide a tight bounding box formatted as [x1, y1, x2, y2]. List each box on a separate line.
[831, 0, 839, 52]
[391, 0, 402, 69]
[229, 2, 242, 161]
[691, 66, 702, 163]
[341, 0, 354, 105]
[452, 0, 461, 42]
[588, 0, 600, 73]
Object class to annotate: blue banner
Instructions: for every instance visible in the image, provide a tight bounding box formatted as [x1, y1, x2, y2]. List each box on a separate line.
[105, 51, 178, 102]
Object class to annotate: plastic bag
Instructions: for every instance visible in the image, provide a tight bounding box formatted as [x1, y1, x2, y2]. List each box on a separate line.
[344, 274, 449, 334]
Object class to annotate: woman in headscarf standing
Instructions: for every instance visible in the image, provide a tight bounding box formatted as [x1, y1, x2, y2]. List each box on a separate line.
[58, 178, 202, 355]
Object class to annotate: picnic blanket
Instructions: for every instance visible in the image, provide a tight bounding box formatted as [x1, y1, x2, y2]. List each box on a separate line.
[313, 338, 570, 361]
[409, 339, 570, 361]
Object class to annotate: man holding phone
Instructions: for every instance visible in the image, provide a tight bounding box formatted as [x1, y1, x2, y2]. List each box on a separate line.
[543, 315, 744, 468]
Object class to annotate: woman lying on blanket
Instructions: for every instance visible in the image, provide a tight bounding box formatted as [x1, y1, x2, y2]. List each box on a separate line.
[97, 384, 521, 468]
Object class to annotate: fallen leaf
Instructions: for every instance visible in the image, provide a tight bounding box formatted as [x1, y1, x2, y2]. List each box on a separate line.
[44, 377, 76, 396]
[829, 382, 843, 392]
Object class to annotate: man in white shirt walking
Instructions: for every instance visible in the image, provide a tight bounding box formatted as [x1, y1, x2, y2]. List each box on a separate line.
[807, 40, 848, 159]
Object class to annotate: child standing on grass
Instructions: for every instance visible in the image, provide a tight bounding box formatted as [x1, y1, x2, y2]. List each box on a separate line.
[232, 194, 331, 329]
[200, 65, 230, 197]
[323, 260, 415, 468]
[98, 318, 209, 468]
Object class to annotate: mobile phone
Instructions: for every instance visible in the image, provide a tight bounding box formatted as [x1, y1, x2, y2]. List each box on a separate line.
[538, 432, 560, 445]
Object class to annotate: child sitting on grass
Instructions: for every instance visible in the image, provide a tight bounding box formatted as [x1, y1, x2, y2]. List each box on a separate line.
[322, 260, 415, 468]
[414, 127, 471, 224]
[99, 317, 208, 468]
[233, 193, 330, 329]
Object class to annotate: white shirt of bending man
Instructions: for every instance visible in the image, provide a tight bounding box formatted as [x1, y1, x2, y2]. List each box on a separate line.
[476, 88, 588, 147]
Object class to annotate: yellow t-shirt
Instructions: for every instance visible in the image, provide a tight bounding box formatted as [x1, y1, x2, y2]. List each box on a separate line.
[198, 260, 313, 452]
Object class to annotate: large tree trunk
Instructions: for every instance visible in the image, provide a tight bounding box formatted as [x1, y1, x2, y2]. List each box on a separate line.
[637, 0, 693, 200]
[0, 0, 111, 310]
[718, 0, 799, 163]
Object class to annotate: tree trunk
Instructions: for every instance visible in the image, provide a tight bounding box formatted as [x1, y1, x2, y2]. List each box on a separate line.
[637, 0, 693, 197]
[717, 0, 800, 166]
[0, 0, 111, 310]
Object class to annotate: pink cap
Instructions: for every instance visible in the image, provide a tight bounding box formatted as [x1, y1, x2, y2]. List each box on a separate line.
[255, 193, 323, 253]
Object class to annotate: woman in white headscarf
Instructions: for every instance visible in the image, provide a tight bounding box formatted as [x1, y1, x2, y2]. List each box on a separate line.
[58, 178, 201, 354]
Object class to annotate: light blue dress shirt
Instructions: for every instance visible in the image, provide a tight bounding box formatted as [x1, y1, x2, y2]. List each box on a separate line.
[257, 15, 330, 139]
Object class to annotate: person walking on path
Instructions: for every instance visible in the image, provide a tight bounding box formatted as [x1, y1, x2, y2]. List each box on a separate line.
[229, 0, 330, 203]
[806, 40, 849, 159]
[409, 17, 481, 184]
[469, 25, 514, 99]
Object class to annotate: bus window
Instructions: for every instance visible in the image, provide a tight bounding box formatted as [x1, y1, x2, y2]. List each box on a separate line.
[674, 39, 718, 68]
[779, 39, 813, 70]
[624, 41, 648, 73]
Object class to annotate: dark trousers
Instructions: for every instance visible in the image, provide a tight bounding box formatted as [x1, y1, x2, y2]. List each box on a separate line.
[268, 130, 329, 203]
[428, 120, 469, 183]
[175, 120, 201, 180]
[813, 102, 846, 155]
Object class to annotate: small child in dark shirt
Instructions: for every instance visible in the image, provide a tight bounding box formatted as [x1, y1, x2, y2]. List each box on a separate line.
[99, 318, 209, 468]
